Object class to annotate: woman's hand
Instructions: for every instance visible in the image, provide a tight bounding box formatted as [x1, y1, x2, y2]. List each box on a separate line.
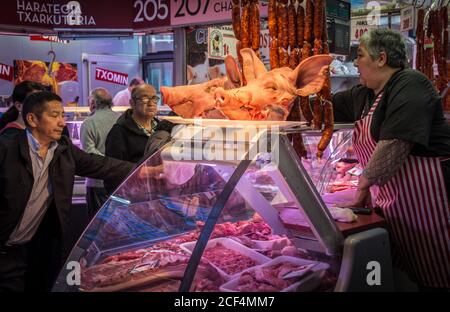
[337, 175, 373, 208]
[338, 187, 372, 208]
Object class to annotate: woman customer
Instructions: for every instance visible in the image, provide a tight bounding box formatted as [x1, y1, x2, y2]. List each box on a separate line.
[0, 81, 45, 135]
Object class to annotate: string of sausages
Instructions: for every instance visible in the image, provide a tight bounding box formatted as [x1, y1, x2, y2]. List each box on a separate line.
[232, 0, 261, 85]
[268, 0, 332, 159]
[314, 0, 333, 159]
[416, 5, 448, 107]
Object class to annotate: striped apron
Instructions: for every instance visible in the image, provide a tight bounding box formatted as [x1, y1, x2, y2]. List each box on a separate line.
[353, 93, 450, 288]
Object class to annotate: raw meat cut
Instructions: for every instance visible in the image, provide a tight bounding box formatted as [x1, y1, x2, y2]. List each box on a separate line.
[202, 243, 257, 275]
[234, 262, 315, 291]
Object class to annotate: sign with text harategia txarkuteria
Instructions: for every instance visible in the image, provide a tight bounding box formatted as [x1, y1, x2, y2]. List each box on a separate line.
[4, 0, 264, 31]
[4, 0, 134, 30]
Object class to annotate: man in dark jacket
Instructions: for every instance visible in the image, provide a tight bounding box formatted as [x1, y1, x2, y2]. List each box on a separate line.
[143, 112, 178, 158]
[0, 91, 134, 291]
[105, 83, 159, 193]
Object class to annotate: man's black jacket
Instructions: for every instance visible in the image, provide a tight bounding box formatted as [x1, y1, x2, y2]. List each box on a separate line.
[105, 109, 158, 192]
[0, 131, 134, 251]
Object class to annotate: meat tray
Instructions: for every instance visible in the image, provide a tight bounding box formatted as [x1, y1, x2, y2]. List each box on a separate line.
[219, 256, 329, 292]
[180, 237, 271, 280]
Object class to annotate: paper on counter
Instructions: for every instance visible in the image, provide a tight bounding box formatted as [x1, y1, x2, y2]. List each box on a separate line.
[328, 207, 358, 223]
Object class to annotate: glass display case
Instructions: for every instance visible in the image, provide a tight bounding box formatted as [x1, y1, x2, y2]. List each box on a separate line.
[65, 108, 175, 204]
[54, 119, 393, 292]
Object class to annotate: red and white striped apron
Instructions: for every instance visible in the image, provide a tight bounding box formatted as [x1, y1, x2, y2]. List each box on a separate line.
[353, 93, 450, 288]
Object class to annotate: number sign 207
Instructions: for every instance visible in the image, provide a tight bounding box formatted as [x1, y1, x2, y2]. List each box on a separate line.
[174, 0, 212, 17]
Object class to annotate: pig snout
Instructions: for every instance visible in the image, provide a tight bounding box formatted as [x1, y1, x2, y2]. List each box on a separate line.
[214, 87, 252, 108]
[160, 86, 170, 105]
[161, 85, 188, 107]
[214, 87, 229, 106]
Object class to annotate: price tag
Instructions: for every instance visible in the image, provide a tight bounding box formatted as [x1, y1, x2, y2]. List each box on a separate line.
[424, 37, 434, 49]
[351, 15, 377, 41]
[400, 6, 414, 32]
[347, 167, 364, 176]
[353, 27, 368, 40]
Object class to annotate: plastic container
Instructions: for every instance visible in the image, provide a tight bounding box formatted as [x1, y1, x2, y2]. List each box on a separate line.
[180, 237, 271, 280]
[219, 256, 329, 292]
[251, 237, 291, 251]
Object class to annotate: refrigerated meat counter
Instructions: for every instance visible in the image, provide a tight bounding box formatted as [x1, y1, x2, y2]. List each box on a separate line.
[53, 118, 393, 292]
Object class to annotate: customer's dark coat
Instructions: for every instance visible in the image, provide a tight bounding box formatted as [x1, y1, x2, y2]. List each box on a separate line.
[105, 109, 158, 192]
[0, 131, 134, 255]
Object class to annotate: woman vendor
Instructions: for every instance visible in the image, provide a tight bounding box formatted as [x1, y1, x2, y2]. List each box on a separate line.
[332, 28, 450, 290]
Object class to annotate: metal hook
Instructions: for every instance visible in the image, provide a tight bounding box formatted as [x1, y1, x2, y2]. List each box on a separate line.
[414, 0, 426, 8]
[430, 0, 439, 9]
[47, 50, 56, 75]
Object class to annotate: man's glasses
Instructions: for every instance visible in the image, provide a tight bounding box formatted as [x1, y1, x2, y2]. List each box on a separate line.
[134, 96, 160, 104]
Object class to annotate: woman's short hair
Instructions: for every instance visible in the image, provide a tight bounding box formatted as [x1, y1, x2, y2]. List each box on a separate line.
[360, 28, 407, 69]
[0, 81, 45, 129]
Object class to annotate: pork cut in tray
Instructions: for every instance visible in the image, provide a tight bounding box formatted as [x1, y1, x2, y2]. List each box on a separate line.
[202, 242, 257, 275]
[234, 262, 316, 291]
[79, 220, 271, 291]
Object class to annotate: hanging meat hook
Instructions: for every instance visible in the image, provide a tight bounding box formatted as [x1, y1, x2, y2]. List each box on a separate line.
[48, 50, 56, 76]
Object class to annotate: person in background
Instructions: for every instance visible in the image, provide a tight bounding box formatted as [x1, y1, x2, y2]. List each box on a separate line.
[80, 88, 119, 219]
[0, 81, 71, 138]
[332, 28, 450, 290]
[143, 111, 178, 158]
[112, 77, 144, 106]
[0, 91, 136, 292]
[105, 83, 159, 193]
[0, 81, 45, 135]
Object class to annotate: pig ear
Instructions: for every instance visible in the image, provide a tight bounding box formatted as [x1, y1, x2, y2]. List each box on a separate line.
[290, 55, 332, 95]
[240, 48, 267, 82]
[208, 65, 220, 80]
[187, 65, 194, 82]
[224, 55, 242, 87]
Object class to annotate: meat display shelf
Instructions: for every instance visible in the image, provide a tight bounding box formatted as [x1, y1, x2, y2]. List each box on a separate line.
[53, 121, 393, 292]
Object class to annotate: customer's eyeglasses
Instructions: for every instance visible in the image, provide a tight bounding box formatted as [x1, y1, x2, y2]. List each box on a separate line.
[135, 96, 160, 104]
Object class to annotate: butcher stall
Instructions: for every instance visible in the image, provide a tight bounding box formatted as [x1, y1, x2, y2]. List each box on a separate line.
[53, 119, 393, 292]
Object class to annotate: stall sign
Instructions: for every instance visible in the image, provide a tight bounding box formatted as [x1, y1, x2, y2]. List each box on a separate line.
[29, 35, 69, 44]
[3, 0, 133, 30]
[260, 28, 269, 66]
[171, 0, 268, 27]
[0, 63, 14, 82]
[205, 27, 270, 65]
[400, 6, 414, 32]
[95, 67, 129, 86]
[208, 25, 236, 60]
[132, 0, 171, 29]
[350, 15, 378, 41]
[207, 25, 270, 66]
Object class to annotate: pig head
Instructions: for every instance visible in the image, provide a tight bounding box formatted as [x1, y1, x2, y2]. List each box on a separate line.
[214, 49, 332, 120]
[161, 55, 242, 119]
[162, 48, 331, 120]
